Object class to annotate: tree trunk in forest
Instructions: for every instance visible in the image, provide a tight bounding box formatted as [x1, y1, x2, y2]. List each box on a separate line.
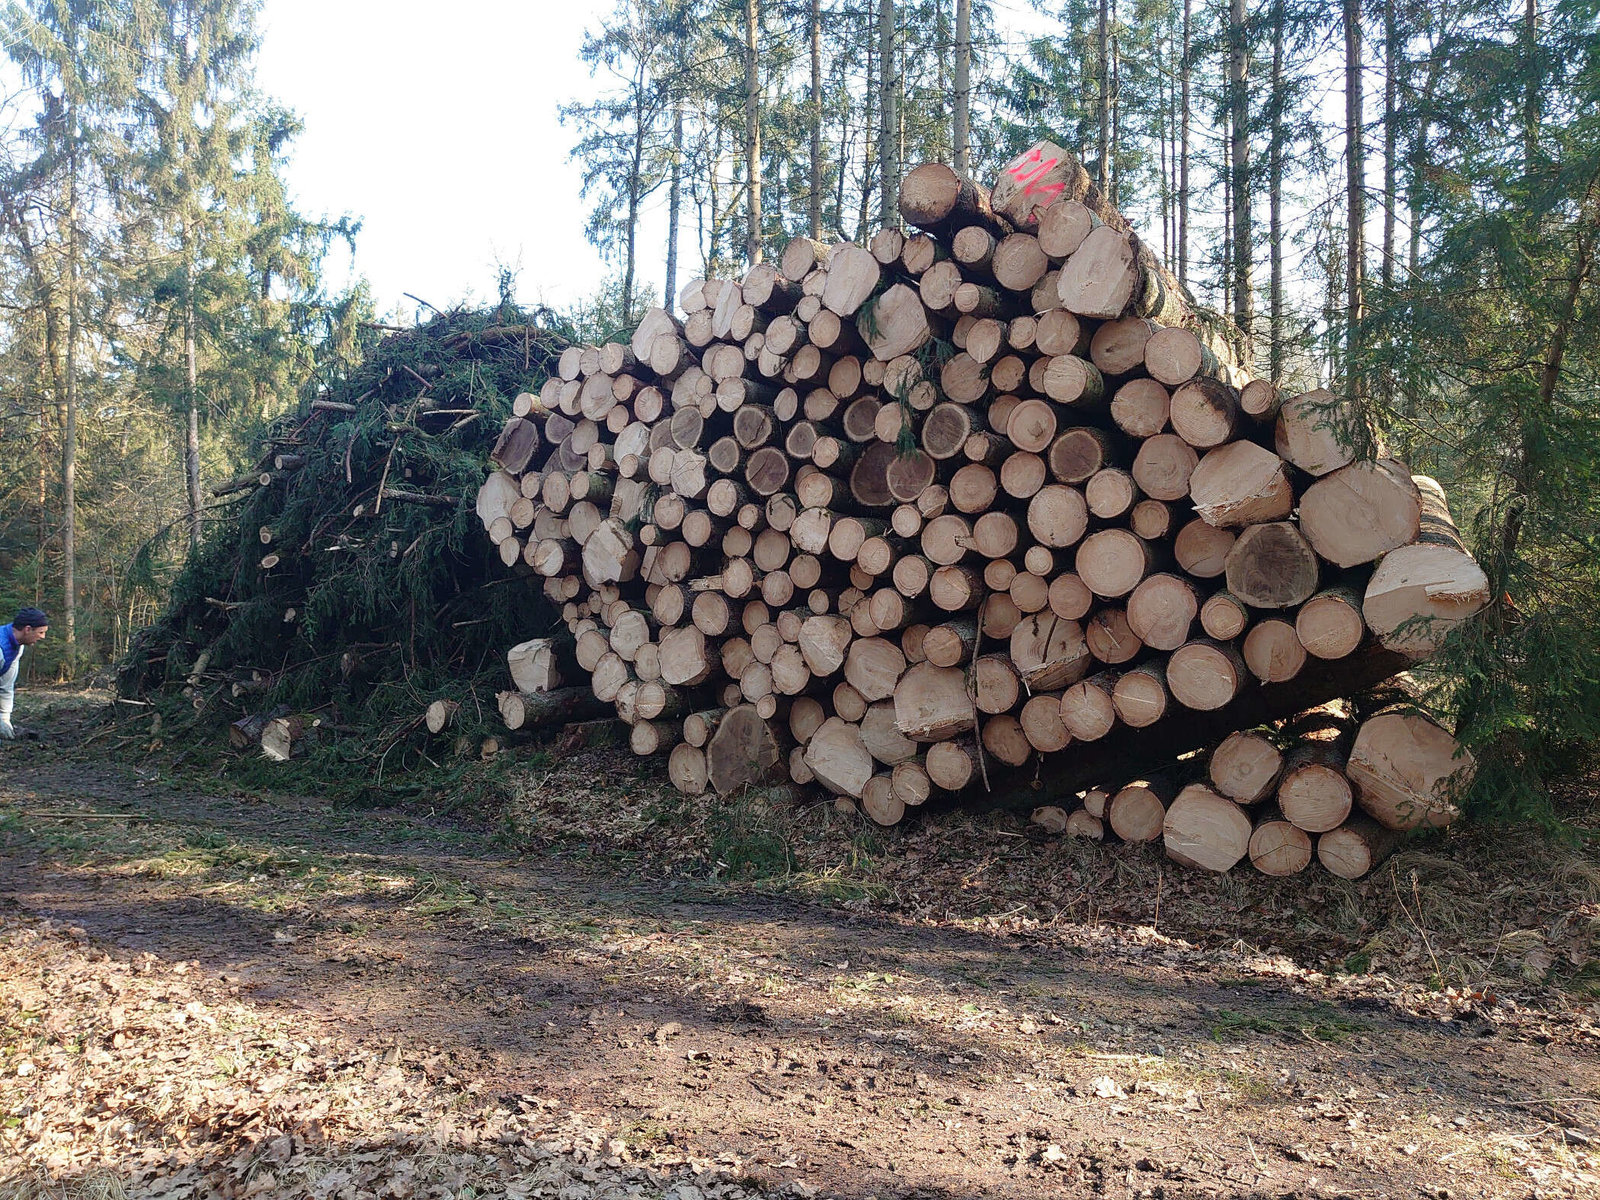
[1269, 2, 1284, 380]
[63, 114, 80, 671]
[665, 101, 684, 308]
[1229, 0, 1252, 357]
[1097, 0, 1111, 193]
[746, 0, 763, 265]
[1381, 0, 1397, 293]
[1179, 0, 1191, 288]
[185, 244, 202, 549]
[1344, 0, 1365, 403]
[954, 0, 971, 176]
[810, 0, 823, 239]
[1110, 0, 1121, 203]
[879, 0, 898, 229]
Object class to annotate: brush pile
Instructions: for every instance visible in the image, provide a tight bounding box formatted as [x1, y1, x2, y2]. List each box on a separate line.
[482, 141, 1490, 879]
[118, 306, 566, 762]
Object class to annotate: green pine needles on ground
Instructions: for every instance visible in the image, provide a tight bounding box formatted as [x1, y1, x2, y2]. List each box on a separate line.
[116, 304, 567, 775]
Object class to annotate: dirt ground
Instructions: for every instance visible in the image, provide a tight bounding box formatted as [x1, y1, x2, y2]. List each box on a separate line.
[2, 691, 1598, 1200]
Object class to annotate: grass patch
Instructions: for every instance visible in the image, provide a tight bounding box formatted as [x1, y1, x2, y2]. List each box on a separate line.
[1209, 1004, 1370, 1044]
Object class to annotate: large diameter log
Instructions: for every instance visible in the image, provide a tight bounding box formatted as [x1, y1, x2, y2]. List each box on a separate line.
[1346, 709, 1474, 830]
[1126, 573, 1199, 651]
[706, 705, 784, 795]
[1144, 326, 1219, 386]
[894, 662, 977, 741]
[1076, 529, 1161, 600]
[1361, 480, 1490, 654]
[476, 471, 522, 529]
[860, 284, 933, 361]
[1317, 817, 1404, 879]
[1009, 613, 1091, 690]
[490, 417, 541, 474]
[1298, 459, 1423, 567]
[822, 245, 881, 316]
[1209, 729, 1284, 804]
[1224, 522, 1320, 609]
[845, 637, 907, 702]
[1277, 718, 1356, 833]
[899, 163, 1010, 235]
[1188, 442, 1294, 528]
[1169, 379, 1241, 449]
[1014, 643, 1413, 811]
[1057, 226, 1139, 318]
[805, 717, 875, 798]
[1131, 434, 1199, 502]
[1274, 388, 1369, 477]
[862, 701, 918, 765]
[1163, 784, 1253, 872]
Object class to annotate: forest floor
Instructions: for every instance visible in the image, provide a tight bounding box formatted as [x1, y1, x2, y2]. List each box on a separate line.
[1, 690, 1598, 1200]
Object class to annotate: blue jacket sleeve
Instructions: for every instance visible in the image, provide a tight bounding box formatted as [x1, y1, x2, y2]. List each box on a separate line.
[0, 626, 17, 678]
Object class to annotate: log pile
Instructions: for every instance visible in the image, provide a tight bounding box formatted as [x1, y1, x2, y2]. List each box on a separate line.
[481, 142, 1487, 879]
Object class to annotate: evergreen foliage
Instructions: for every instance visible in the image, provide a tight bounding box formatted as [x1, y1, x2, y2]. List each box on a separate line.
[116, 303, 565, 762]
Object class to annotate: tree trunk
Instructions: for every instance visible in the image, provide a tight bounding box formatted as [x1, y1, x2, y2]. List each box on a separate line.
[1269, 2, 1284, 379]
[665, 101, 684, 308]
[185, 246, 202, 549]
[879, 0, 898, 228]
[1179, 0, 1191, 288]
[745, 0, 763, 265]
[953, 0, 971, 176]
[63, 118, 79, 671]
[809, 0, 823, 240]
[1097, 0, 1111, 192]
[1344, 0, 1365, 403]
[1229, 0, 1252, 356]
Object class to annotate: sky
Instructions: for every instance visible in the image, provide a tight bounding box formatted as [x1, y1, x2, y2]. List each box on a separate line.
[253, 0, 1058, 323]
[254, 1, 625, 320]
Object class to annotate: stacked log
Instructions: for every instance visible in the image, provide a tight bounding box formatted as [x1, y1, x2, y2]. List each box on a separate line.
[481, 142, 1486, 880]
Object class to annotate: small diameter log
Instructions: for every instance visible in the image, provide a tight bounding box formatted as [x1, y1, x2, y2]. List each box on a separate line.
[1065, 810, 1105, 839]
[1075, 529, 1160, 599]
[489, 417, 541, 473]
[926, 740, 977, 791]
[1239, 379, 1281, 422]
[1144, 326, 1219, 387]
[508, 638, 562, 694]
[1126, 573, 1199, 651]
[1130, 499, 1177, 541]
[425, 700, 459, 735]
[1111, 378, 1170, 438]
[1317, 818, 1404, 880]
[1169, 379, 1241, 450]
[1108, 777, 1175, 843]
[861, 775, 906, 826]
[1209, 729, 1284, 805]
[1274, 388, 1368, 477]
[1277, 718, 1356, 833]
[1060, 672, 1119, 741]
[1084, 468, 1138, 520]
[1166, 639, 1249, 711]
[1298, 459, 1422, 567]
[1085, 606, 1141, 664]
[894, 662, 977, 741]
[670, 743, 709, 795]
[982, 714, 1033, 766]
[261, 716, 308, 762]
[1200, 592, 1249, 646]
[1049, 426, 1118, 485]
[1224, 522, 1320, 609]
[1026, 485, 1089, 549]
[891, 759, 933, 806]
[1111, 661, 1169, 727]
[1346, 709, 1474, 830]
[1088, 316, 1157, 376]
[1188, 442, 1294, 529]
[1248, 808, 1314, 876]
[1295, 587, 1366, 660]
[1242, 618, 1307, 683]
[1174, 519, 1236, 579]
[1361, 476, 1490, 655]
[1030, 805, 1070, 833]
[498, 688, 616, 730]
[1020, 692, 1072, 752]
[1163, 784, 1253, 872]
[1131, 434, 1199, 502]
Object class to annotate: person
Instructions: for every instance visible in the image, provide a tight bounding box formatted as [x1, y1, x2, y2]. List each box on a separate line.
[0, 607, 49, 739]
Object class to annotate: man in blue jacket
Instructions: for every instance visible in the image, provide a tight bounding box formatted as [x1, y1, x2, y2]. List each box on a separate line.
[0, 608, 49, 739]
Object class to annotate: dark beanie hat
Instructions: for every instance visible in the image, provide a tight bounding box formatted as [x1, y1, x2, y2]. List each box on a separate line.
[13, 607, 48, 628]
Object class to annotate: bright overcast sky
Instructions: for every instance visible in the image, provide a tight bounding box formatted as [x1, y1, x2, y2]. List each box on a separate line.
[256, 1, 618, 320]
[255, 0, 1057, 323]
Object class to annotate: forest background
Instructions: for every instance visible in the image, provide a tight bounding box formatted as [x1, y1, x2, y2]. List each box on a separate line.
[0, 0, 1596, 819]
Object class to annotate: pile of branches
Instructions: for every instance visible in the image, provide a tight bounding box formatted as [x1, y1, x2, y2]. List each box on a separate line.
[116, 306, 566, 764]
